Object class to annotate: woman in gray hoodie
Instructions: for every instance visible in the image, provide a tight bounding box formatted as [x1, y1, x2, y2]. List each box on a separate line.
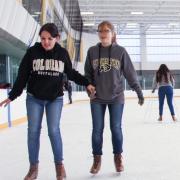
[85, 21, 144, 174]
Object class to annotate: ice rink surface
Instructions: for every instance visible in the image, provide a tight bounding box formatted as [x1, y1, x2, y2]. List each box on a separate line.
[1, 97, 180, 180]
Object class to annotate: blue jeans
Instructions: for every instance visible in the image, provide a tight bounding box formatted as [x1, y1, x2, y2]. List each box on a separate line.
[90, 103, 124, 155]
[158, 86, 175, 116]
[26, 94, 63, 165]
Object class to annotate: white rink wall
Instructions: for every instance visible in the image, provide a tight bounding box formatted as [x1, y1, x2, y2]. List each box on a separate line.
[1, 89, 180, 128]
[0, 90, 9, 124]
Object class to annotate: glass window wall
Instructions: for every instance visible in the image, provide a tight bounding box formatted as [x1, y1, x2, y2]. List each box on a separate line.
[117, 35, 140, 62]
[147, 34, 180, 62]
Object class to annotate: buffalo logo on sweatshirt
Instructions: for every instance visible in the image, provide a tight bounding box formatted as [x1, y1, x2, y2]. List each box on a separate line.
[93, 58, 121, 72]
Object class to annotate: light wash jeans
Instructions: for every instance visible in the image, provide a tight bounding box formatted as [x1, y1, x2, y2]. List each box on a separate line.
[90, 102, 124, 155]
[26, 94, 63, 165]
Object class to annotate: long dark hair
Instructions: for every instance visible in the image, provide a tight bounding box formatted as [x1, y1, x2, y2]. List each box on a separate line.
[156, 64, 173, 83]
[39, 23, 59, 38]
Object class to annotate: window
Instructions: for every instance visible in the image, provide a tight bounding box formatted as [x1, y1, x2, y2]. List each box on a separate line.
[117, 35, 140, 62]
[146, 34, 180, 62]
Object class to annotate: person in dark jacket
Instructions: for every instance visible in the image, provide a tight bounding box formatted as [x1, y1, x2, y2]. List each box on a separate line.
[85, 21, 144, 174]
[0, 23, 95, 180]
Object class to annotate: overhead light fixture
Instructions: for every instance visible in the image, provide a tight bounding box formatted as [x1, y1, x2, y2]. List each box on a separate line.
[168, 23, 179, 26]
[150, 24, 161, 28]
[84, 23, 95, 26]
[81, 11, 94, 15]
[131, 11, 144, 15]
[32, 14, 39, 17]
[34, 11, 41, 15]
[126, 23, 138, 27]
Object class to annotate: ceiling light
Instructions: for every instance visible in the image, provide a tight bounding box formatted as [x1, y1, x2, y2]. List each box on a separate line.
[131, 11, 144, 15]
[168, 23, 179, 26]
[150, 25, 160, 28]
[32, 14, 39, 17]
[34, 11, 41, 15]
[84, 23, 95, 26]
[81, 11, 94, 15]
[126, 23, 138, 27]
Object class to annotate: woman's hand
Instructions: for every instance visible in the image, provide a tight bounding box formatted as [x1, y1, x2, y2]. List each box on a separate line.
[0, 98, 11, 107]
[86, 84, 95, 94]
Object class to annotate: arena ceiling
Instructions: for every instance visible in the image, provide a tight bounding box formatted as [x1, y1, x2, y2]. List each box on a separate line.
[75, 0, 180, 35]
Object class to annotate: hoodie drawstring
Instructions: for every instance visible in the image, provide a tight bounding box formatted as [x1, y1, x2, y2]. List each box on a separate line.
[98, 43, 101, 75]
[108, 44, 112, 65]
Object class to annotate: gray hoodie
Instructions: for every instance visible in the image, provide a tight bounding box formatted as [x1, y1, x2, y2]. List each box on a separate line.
[84, 43, 143, 104]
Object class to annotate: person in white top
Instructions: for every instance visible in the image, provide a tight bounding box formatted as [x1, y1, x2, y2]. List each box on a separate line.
[152, 64, 177, 121]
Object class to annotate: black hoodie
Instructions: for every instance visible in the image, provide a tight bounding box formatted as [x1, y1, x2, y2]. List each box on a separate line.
[8, 42, 89, 101]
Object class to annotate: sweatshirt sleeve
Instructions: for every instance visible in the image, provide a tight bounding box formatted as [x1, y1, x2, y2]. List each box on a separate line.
[8, 49, 32, 101]
[122, 48, 143, 98]
[84, 49, 94, 84]
[172, 77, 175, 87]
[64, 50, 90, 86]
[170, 75, 175, 87]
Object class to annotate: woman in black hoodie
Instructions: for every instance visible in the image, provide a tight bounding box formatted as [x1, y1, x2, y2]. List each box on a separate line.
[0, 23, 95, 180]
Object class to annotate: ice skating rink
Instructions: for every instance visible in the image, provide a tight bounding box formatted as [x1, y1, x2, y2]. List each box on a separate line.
[1, 93, 180, 180]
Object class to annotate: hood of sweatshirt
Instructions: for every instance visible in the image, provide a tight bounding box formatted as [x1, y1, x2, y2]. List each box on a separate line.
[33, 42, 62, 58]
